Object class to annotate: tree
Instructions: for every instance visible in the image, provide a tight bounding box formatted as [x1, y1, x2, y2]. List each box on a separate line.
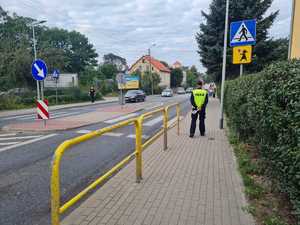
[0, 7, 99, 90]
[186, 65, 199, 87]
[103, 53, 127, 71]
[140, 71, 161, 94]
[99, 64, 118, 79]
[196, 0, 279, 82]
[170, 68, 183, 87]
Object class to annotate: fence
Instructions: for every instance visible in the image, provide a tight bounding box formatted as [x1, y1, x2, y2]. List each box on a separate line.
[51, 103, 180, 225]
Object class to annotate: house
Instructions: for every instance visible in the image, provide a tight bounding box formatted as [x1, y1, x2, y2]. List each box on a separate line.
[172, 61, 187, 86]
[129, 55, 171, 88]
[44, 73, 78, 88]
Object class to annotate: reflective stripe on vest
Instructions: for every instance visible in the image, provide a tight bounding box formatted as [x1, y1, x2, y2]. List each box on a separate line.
[192, 89, 207, 108]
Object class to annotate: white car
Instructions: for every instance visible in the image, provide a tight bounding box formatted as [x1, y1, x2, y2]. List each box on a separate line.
[161, 89, 173, 97]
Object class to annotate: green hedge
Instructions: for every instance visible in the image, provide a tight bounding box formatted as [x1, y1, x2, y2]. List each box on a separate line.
[224, 60, 300, 219]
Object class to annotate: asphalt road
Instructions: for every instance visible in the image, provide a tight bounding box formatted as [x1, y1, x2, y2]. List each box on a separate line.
[0, 94, 191, 225]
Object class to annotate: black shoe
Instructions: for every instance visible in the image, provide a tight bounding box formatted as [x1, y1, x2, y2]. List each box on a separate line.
[189, 134, 194, 138]
[200, 133, 205, 136]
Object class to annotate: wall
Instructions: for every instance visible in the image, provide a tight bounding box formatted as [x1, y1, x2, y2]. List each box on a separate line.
[44, 74, 78, 88]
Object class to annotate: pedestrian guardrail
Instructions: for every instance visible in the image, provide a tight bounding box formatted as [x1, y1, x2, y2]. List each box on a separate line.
[51, 103, 180, 225]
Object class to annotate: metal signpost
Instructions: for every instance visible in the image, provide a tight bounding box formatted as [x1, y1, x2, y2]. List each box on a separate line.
[32, 59, 48, 125]
[116, 73, 126, 107]
[52, 69, 60, 105]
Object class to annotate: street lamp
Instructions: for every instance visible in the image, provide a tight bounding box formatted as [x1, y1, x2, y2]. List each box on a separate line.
[30, 20, 46, 100]
[219, 0, 229, 129]
[148, 43, 156, 95]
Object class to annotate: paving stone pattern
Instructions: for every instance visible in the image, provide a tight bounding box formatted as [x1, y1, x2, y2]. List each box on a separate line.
[62, 98, 255, 225]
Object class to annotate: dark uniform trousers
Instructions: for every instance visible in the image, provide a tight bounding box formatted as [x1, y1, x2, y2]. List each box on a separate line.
[190, 109, 206, 135]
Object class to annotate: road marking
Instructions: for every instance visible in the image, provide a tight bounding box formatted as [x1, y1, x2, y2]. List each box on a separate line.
[0, 135, 42, 141]
[0, 133, 17, 137]
[76, 130, 92, 134]
[161, 116, 183, 127]
[144, 116, 163, 126]
[104, 113, 139, 124]
[18, 111, 81, 120]
[1, 114, 35, 120]
[0, 141, 20, 146]
[103, 132, 123, 137]
[145, 103, 163, 111]
[127, 134, 149, 139]
[0, 133, 58, 153]
[50, 112, 81, 119]
[76, 130, 123, 137]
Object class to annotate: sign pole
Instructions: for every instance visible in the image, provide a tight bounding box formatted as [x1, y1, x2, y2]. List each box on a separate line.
[240, 64, 243, 77]
[219, 0, 229, 129]
[55, 79, 58, 105]
[32, 25, 40, 100]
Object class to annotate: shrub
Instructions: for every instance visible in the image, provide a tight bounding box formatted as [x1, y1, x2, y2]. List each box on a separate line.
[224, 60, 300, 219]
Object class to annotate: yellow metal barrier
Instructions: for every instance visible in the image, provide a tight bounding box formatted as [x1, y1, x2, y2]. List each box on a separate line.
[51, 103, 180, 225]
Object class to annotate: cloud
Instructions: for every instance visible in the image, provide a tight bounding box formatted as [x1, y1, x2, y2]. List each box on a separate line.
[0, 0, 291, 72]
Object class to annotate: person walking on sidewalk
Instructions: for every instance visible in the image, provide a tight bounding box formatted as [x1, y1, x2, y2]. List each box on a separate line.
[89, 86, 96, 103]
[189, 80, 208, 138]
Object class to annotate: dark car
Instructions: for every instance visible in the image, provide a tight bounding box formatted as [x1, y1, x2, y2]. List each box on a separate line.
[125, 90, 146, 103]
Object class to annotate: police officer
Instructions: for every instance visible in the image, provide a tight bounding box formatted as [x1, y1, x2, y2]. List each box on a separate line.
[190, 80, 208, 138]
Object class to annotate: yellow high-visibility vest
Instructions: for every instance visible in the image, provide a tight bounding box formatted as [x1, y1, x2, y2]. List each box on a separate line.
[192, 89, 207, 108]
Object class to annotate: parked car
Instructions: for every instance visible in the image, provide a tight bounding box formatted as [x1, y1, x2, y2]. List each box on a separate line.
[185, 87, 194, 93]
[161, 88, 173, 97]
[176, 87, 186, 94]
[125, 90, 146, 103]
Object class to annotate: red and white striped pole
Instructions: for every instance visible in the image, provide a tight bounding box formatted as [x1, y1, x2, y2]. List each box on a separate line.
[37, 100, 49, 126]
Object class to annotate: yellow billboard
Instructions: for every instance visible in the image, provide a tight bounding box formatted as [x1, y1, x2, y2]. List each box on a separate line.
[290, 0, 300, 59]
[118, 76, 139, 90]
[232, 45, 252, 64]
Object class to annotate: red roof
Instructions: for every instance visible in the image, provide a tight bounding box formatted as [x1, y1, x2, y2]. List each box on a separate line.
[130, 55, 171, 73]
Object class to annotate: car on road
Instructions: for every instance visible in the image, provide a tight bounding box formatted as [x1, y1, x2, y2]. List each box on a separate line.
[161, 88, 173, 97]
[185, 87, 193, 93]
[176, 87, 186, 94]
[125, 90, 146, 103]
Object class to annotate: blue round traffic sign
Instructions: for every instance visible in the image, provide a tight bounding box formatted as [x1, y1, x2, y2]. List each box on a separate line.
[52, 69, 60, 79]
[31, 59, 47, 81]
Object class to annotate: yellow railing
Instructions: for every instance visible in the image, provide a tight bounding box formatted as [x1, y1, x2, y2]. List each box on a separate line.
[50, 103, 180, 225]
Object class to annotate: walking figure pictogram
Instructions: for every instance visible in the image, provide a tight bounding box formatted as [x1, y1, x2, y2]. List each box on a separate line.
[239, 25, 248, 41]
[239, 49, 248, 62]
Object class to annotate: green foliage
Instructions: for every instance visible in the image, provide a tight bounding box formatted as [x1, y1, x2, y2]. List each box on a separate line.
[224, 60, 300, 219]
[195, 0, 287, 82]
[140, 71, 161, 95]
[170, 68, 183, 87]
[186, 66, 198, 87]
[99, 64, 118, 79]
[0, 7, 98, 91]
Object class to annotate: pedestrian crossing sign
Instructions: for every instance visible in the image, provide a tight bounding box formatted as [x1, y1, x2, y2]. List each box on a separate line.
[233, 45, 252, 64]
[230, 19, 256, 47]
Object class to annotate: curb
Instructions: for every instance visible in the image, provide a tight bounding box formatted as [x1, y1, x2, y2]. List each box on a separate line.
[1, 108, 144, 133]
[0, 99, 119, 118]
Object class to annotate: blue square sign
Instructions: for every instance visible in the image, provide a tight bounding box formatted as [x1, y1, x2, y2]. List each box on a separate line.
[230, 19, 256, 47]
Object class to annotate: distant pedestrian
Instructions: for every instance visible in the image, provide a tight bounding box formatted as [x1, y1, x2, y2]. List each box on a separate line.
[89, 86, 95, 103]
[190, 80, 208, 138]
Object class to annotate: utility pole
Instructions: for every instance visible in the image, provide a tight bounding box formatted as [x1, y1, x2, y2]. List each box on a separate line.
[148, 48, 154, 95]
[32, 25, 40, 100]
[219, 0, 230, 129]
[31, 20, 46, 100]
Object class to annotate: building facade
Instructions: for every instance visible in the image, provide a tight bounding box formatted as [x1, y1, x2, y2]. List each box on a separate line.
[44, 74, 78, 88]
[289, 0, 300, 59]
[129, 55, 171, 88]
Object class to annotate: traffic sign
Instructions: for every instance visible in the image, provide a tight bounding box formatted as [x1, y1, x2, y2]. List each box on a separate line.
[31, 59, 47, 81]
[37, 99, 49, 120]
[116, 73, 126, 84]
[230, 19, 256, 47]
[52, 69, 60, 79]
[233, 45, 252, 64]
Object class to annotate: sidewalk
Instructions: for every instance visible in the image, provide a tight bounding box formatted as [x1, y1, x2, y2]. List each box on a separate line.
[0, 97, 118, 118]
[62, 99, 255, 225]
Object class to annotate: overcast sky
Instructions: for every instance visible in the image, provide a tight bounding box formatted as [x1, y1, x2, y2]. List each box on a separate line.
[0, 0, 292, 72]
